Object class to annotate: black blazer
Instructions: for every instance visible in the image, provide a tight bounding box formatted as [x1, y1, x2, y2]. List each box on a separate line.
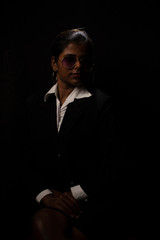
[19, 87, 125, 210]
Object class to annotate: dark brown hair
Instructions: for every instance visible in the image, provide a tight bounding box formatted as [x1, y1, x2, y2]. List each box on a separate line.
[50, 28, 94, 61]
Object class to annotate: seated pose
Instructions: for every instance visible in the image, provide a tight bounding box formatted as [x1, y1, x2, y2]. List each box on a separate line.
[15, 28, 127, 240]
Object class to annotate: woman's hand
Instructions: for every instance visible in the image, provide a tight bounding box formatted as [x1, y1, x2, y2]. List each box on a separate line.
[41, 189, 83, 219]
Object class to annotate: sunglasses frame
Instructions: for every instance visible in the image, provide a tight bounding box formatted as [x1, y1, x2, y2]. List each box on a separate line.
[59, 55, 94, 72]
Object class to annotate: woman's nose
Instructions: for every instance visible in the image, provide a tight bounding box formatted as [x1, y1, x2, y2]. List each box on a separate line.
[74, 59, 82, 69]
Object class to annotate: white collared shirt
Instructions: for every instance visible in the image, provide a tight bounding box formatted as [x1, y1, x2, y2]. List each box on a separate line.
[44, 83, 92, 131]
[36, 83, 92, 203]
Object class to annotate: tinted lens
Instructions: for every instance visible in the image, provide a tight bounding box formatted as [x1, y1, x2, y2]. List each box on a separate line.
[62, 56, 76, 69]
[62, 56, 93, 71]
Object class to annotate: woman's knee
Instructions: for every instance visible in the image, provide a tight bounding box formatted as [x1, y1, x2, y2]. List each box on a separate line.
[30, 208, 70, 240]
[31, 208, 50, 239]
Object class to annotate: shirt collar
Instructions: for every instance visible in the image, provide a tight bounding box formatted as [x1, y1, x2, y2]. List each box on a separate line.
[44, 83, 92, 103]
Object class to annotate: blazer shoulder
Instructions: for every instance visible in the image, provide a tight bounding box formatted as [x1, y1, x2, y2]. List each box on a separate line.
[91, 88, 112, 105]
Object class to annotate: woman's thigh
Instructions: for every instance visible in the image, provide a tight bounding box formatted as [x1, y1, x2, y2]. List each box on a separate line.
[29, 208, 87, 240]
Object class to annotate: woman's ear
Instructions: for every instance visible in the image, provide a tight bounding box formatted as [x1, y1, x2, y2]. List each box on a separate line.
[51, 57, 58, 72]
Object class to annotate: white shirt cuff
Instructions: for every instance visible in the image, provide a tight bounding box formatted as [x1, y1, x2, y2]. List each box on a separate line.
[70, 185, 88, 201]
[36, 189, 53, 203]
[36, 185, 88, 204]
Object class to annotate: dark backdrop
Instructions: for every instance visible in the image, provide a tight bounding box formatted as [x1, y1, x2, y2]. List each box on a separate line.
[1, 0, 160, 237]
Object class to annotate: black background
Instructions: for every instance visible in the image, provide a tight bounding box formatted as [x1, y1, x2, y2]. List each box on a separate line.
[1, 0, 160, 237]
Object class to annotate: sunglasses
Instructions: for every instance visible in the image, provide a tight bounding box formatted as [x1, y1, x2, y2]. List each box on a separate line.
[59, 55, 94, 71]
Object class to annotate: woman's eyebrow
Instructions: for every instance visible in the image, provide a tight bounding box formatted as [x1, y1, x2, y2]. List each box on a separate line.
[63, 54, 88, 58]
[63, 54, 76, 57]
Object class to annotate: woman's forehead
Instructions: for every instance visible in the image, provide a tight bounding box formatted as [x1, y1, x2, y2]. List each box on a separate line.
[60, 42, 89, 56]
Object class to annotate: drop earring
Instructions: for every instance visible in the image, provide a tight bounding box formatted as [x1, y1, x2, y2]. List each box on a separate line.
[52, 71, 57, 84]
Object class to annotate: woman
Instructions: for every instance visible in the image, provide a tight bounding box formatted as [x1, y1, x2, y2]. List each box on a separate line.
[19, 28, 126, 240]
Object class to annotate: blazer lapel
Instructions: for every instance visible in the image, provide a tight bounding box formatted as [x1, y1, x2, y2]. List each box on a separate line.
[42, 94, 58, 137]
[58, 97, 90, 138]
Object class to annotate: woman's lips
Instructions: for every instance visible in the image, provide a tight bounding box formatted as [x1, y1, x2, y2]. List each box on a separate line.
[71, 73, 81, 78]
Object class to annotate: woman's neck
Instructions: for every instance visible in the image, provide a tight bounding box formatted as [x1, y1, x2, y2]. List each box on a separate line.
[57, 82, 75, 106]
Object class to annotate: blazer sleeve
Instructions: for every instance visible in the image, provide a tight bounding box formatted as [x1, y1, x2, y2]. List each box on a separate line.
[79, 91, 127, 206]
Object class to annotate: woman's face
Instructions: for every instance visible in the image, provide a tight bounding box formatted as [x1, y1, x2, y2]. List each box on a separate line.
[51, 42, 92, 88]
